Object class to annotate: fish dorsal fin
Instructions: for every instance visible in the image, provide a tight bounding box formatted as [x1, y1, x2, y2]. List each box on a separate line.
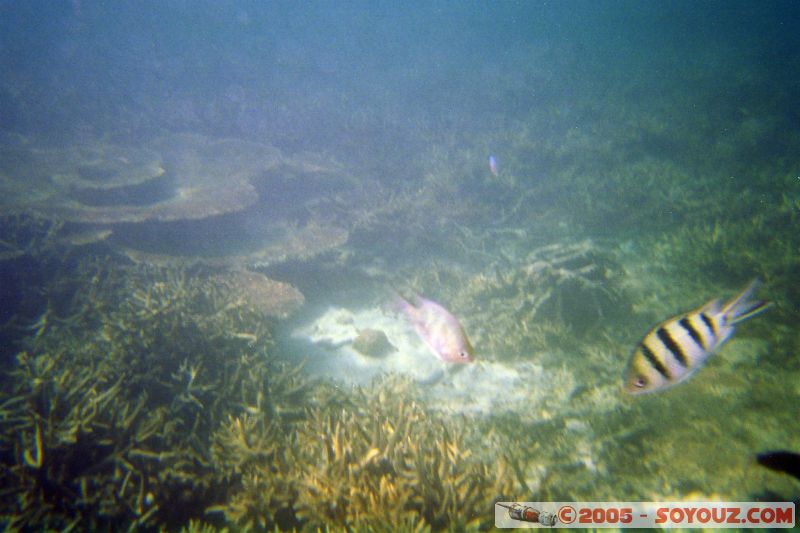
[409, 293, 426, 307]
[720, 279, 759, 316]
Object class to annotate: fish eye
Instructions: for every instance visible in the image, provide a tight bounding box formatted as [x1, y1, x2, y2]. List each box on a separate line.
[633, 376, 647, 388]
[459, 350, 469, 359]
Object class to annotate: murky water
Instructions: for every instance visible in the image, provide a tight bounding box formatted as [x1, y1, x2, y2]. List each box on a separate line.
[1, 2, 798, 530]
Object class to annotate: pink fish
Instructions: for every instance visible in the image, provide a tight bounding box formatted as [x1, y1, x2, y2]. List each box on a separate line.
[396, 294, 474, 364]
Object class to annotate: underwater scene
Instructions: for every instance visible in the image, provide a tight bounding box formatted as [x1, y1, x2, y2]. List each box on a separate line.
[1, 1, 799, 531]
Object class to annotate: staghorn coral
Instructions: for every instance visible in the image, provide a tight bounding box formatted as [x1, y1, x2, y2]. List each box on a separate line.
[1, 349, 165, 529]
[179, 519, 230, 533]
[0, 215, 60, 261]
[0, 257, 310, 531]
[210, 378, 520, 531]
[208, 412, 299, 530]
[623, 176, 800, 355]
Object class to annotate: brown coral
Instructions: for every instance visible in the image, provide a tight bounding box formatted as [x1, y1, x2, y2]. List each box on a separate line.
[210, 270, 304, 319]
[0, 258, 310, 531]
[211, 379, 520, 531]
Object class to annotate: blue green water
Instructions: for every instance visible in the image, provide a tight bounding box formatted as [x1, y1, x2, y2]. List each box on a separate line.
[1, 1, 798, 530]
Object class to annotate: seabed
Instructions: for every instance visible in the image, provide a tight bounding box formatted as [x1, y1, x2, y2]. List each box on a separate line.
[1, 6, 799, 530]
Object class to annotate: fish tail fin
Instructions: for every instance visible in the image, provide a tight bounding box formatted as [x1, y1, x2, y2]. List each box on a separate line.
[731, 299, 773, 324]
[722, 279, 772, 325]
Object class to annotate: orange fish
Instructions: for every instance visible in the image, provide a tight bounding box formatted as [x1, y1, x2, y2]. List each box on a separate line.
[396, 294, 474, 364]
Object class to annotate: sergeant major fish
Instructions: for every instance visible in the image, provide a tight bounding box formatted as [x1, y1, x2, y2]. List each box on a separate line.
[396, 294, 474, 364]
[624, 279, 771, 395]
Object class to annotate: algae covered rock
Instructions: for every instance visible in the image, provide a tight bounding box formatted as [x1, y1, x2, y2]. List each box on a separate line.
[351, 328, 395, 358]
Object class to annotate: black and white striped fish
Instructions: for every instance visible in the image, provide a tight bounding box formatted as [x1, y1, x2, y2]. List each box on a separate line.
[624, 279, 771, 395]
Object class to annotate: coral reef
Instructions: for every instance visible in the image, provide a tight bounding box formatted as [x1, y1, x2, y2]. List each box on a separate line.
[210, 378, 521, 531]
[0, 215, 112, 262]
[1, 40, 796, 531]
[0, 134, 352, 270]
[653, 193, 798, 303]
[1, 244, 523, 532]
[19, 131, 341, 225]
[244, 219, 350, 269]
[505, 240, 623, 329]
[209, 269, 305, 319]
[0, 214, 59, 261]
[113, 217, 350, 273]
[49, 143, 166, 195]
[0, 258, 309, 530]
[402, 239, 627, 360]
[0, 134, 273, 224]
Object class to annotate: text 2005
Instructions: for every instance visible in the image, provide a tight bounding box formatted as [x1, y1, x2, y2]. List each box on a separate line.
[579, 507, 634, 524]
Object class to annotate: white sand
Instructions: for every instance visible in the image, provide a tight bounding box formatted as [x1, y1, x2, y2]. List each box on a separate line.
[290, 305, 574, 417]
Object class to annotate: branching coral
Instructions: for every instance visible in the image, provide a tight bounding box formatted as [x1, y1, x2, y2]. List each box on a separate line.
[1, 347, 164, 530]
[208, 413, 298, 530]
[0, 214, 71, 261]
[0, 258, 308, 531]
[210, 379, 520, 531]
[243, 219, 350, 270]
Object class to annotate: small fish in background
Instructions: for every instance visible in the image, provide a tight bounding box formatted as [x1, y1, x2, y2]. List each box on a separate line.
[395, 294, 474, 364]
[757, 450, 800, 480]
[624, 279, 772, 395]
[488, 155, 499, 177]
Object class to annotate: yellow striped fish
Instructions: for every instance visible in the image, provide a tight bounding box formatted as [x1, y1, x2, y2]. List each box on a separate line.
[624, 279, 771, 395]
